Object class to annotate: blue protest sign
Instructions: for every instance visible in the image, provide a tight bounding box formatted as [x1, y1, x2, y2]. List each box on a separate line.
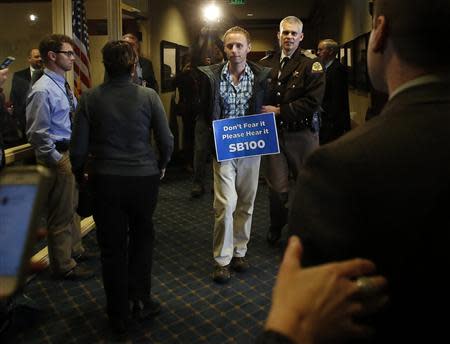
[212, 112, 280, 162]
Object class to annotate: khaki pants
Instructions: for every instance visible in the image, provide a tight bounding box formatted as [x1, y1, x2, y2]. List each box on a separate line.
[42, 152, 83, 274]
[212, 156, 260, 266]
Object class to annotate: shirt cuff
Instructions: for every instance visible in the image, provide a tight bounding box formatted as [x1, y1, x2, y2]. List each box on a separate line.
[49, 149, 63, 165]
[255, 330, 294, 344]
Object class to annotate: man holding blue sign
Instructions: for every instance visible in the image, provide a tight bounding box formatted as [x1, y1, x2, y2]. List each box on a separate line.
[197, 26, 271, 283]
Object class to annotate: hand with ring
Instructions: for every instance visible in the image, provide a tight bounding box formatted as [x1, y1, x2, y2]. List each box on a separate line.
[264, 236, 388, 344]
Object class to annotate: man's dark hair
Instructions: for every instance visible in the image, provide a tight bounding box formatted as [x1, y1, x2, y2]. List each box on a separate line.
[39, 34, 74, 63]
[102, 40, 137, 78]
[374, 0, 450, 69]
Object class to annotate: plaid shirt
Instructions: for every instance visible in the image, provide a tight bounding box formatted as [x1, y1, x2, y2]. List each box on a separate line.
[219, 62, 254, 119]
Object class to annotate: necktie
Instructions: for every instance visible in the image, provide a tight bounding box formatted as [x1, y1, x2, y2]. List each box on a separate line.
[280, 56, 290, 70]
[278, 57, 290, 78]
[64, 81, 76, 124]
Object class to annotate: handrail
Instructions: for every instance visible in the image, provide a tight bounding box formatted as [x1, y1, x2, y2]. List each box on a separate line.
[5, 143, 34, 165]
[4, 143, 97, 269]
[31, 216, 96, 267]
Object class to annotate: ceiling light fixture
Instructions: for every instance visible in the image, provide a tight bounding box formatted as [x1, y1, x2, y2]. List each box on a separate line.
[203, 3, 221, 22]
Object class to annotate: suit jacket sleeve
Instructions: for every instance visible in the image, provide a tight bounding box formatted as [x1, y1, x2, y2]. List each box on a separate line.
[255, 330, 293, 344]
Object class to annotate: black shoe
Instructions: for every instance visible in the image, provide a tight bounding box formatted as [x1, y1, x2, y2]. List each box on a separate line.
[59, 266, 94, 281]
[131, 299, 161, 320]
[73, 251, 97, 262]
[231, 257, 249, 273]
[191, 183, 205, 198]
[109, 317, 128, 339]
[266, 228, 282, 247]
[212, 264, 231, 283]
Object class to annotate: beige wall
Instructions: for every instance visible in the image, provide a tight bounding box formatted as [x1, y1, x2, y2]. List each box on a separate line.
[86, 0, 107, 18]
[148, 0, 192, 114]
[250, 28, 278, 52]
[85, 0, 108, 87]
[340, 0, 371, 43]
[0, 2, 52, 100]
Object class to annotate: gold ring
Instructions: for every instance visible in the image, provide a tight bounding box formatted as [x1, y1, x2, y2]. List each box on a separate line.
[356, 276, 376, 295]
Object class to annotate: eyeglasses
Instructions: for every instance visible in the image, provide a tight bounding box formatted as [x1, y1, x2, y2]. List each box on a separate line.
[55, 50, 76, 58]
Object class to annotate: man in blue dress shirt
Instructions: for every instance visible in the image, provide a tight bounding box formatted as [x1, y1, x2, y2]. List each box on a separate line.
[26, 34, 93, 280]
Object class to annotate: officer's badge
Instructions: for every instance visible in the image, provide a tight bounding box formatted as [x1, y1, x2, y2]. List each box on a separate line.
[311, 62, 324, 73]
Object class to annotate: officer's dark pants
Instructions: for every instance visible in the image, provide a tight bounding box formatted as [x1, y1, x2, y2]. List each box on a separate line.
[264, 129, 319, 236]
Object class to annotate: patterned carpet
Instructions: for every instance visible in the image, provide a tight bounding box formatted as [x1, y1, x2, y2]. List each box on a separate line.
[5, 166, 285, 343]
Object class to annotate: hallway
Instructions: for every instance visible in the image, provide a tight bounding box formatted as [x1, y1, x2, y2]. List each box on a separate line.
[13, 167, 282, 343]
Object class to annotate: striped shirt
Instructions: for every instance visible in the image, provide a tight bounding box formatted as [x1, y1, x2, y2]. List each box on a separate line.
[219, 62, 254, 119]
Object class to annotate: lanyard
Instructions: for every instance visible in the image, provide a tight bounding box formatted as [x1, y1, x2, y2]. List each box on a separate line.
[44, 73, 76, 115]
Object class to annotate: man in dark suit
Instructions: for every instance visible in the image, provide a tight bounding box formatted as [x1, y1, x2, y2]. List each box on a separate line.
[259, 16, 325, 246]
[289, 0, 450, 342]
[122, 33, 159, 92]
[0, 68, 9, 168]
[316, 39, 351, 144]
[9, 48, 42, 141]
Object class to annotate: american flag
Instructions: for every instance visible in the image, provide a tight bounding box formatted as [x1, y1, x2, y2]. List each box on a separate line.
[72, 0, 91, 97]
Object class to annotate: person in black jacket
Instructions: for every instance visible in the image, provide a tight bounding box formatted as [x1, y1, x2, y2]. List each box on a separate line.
[122, 33, 159, 92]
[10, 48, 42, 141]
[0, 68, 9, 169]
[316, 39, 351, 144]
[70, 40, 173, 337]
[289, 0, 450, 342]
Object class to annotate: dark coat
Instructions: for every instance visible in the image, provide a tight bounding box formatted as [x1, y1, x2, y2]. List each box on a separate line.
[289, 80, 450, 343]
[259, 48, 325, 129]
[319, 59, 351, 144]
[0, 90, 7, 168]
[70, 75, 173, 178]
[139, 57, 158, 92]
[197, 61, 271, 122]
[10, 67, 32, 137]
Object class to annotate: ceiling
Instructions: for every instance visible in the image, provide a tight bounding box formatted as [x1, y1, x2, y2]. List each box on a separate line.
[220, 0, 317, 21]
[180, 0, 321, 29]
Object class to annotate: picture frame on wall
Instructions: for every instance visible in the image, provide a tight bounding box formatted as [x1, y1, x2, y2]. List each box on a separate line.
[341, 32, 371, 92]
[160, 41, 189, 93]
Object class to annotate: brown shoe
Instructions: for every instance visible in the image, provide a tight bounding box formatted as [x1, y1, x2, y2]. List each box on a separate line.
[212, 264, 231, 283]
[231, 257, 250, 273]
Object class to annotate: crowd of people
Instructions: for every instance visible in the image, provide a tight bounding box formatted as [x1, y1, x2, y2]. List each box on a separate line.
[1, 0, 449, 342]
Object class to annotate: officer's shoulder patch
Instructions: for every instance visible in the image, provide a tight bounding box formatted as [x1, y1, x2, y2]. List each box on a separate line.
[311, 61, 324, 73]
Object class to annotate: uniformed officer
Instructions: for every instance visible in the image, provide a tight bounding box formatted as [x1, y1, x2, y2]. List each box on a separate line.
[260, 16, 325, 246]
